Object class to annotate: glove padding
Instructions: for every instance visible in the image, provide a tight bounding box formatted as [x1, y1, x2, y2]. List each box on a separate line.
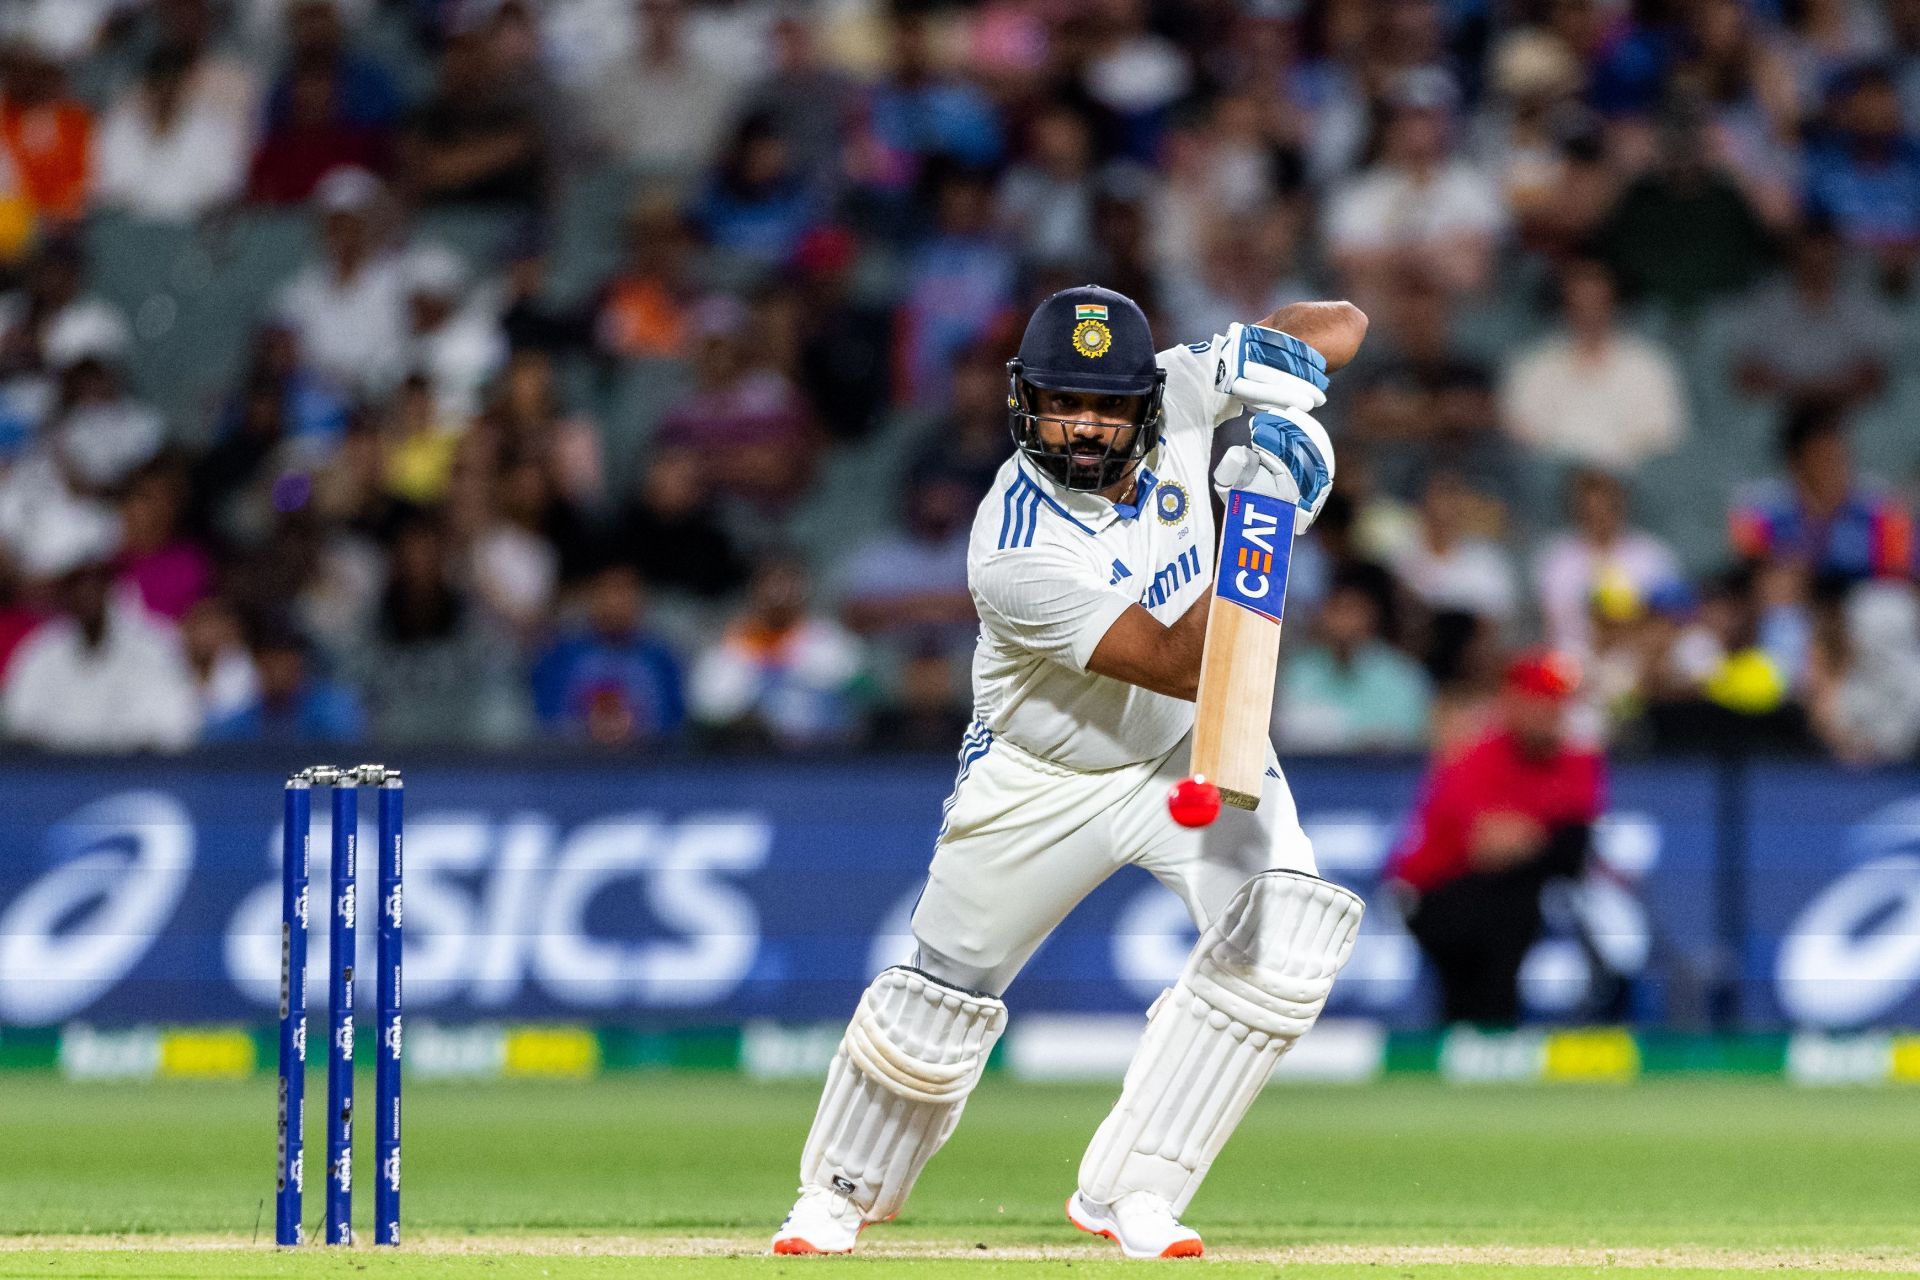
[1211, 410, 1334, 536]
[1214, 322, 1328, 416]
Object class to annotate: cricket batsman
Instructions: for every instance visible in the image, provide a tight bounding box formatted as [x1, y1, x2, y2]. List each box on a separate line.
[773, 286, 1370, 1258]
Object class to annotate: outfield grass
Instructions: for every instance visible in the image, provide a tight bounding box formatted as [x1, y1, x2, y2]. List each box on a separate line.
[2, 1074, 1916, 1276]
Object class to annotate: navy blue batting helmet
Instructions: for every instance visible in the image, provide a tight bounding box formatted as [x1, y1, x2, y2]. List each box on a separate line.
[1007, 285, 1165, 491]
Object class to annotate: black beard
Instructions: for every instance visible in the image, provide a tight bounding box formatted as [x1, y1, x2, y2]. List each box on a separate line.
[1034, 443, 1132, 490]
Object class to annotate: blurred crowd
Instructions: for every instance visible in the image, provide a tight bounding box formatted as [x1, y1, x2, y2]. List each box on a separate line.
[0, 0, 1916, 760]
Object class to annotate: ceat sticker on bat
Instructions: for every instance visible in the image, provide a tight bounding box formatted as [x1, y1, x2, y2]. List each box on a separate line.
[1215, 490, 1295, 624]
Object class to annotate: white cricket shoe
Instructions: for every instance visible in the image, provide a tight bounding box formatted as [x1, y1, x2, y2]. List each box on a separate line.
[1066, 1189, 1204, 1259]
[771, 1184, 868, 1255]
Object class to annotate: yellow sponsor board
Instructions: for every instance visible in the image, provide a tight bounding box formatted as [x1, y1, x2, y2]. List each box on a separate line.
[1890, 1036, 1920, 1083]
[503, 1026, 601, 1078]
[1542, 1028, 1640, 1082]
[158, 1029, 257, 1079]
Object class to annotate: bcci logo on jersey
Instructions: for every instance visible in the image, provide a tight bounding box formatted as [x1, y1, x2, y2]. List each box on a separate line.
[1216, 490, 1294, 624]
[1154, 480, 1188, 525]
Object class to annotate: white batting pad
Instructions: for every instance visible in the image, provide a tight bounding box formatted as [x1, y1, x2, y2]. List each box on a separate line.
[799, 966, 1008, 1221]
[1079, 870, 1364, 1213]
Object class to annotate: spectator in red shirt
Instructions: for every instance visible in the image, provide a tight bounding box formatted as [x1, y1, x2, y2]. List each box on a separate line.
[249, 1, 399, 206]
[1387, 649, 1605, 1026]
[247, 59, 391, 206]
[0, 547, 45, 678]
[114, 458, 213, 623]
[0, 46, 91, 224]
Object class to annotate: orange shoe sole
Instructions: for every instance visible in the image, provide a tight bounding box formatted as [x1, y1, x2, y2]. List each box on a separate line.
[1065, 1195, 1204, 1259]
[773, 1237, 842, 1255]
[771, 1220, 868, 1255]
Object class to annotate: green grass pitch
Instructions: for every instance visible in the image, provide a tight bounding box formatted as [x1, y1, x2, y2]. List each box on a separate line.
[2, 1074, 1917, 1277]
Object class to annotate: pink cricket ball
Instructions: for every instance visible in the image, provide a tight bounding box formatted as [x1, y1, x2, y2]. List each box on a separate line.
[1167, 775, 1222, 828]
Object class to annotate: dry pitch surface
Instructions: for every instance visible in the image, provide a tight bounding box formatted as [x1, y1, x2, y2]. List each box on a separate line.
[2, 1075, 1916, 1277]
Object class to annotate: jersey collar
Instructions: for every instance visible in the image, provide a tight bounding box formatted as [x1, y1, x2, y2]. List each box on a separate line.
[1111, 467, 1159, 522]
[1016, 455, 1161, 532]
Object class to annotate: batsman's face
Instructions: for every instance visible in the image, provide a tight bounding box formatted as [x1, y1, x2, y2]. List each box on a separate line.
[1033, 390, 1141, 484]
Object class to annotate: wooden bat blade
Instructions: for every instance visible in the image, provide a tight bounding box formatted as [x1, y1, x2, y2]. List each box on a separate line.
[1191, 596, 1280, 809]
[1190, 490, 1297, 810]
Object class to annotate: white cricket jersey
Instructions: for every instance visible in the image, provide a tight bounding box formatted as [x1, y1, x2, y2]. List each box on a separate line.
[966, 336, 1240, 770]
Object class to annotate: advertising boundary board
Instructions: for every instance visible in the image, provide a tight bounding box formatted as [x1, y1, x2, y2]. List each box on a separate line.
[0, 753, 1916, 1031]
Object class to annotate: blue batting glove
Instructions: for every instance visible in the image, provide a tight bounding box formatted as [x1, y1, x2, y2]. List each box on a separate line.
[1211, 410, 1336, 535]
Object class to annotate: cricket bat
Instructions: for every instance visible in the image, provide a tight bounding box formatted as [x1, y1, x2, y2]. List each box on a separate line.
[1187, 490, 1297, 811]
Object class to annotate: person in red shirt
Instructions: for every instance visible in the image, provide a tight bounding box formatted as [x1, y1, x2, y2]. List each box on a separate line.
[246, 60, 391, 206]
[1386, 649, 1605, 1026]
[0, 48, 92, 224]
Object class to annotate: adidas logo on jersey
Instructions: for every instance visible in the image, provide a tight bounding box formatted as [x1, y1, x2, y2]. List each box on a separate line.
[1109, 560, 1132, 585]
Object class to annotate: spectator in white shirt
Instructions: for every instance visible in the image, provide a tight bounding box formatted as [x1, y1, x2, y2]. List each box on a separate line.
[691, 557, 867, 748]
[179, 594, 259, 725]
[0, 447, 119, 586]
[1499, 256, 1689, 472]
[1730, 224, 1895, 413]
[1808, 582, 1920, 764]
[151, 0, 262, 131]
[454, 450, 561, 646]
[0, 240, 131, 379]
[0, 241, 132, 452]
[2, 547, 199, 752]
[48, 356, 166, 491]
[3, 0, 135, 62]
[1534, 468, 1684, 661]
[271, 167, 408, 396]
[577, 0, 744, 175]
[396, 245, 507, 419]
[1391, 470, 1521, 689]
[538, 0, 640, 90]
[93, 46, 249, 223]
[1078, 0, 1192, 155]
[1392, 468, 1520, 630]
[1325, 69, 1508, 301]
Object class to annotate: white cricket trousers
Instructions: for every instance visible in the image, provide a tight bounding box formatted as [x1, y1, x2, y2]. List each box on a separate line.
[909, 724, 1318, 996]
